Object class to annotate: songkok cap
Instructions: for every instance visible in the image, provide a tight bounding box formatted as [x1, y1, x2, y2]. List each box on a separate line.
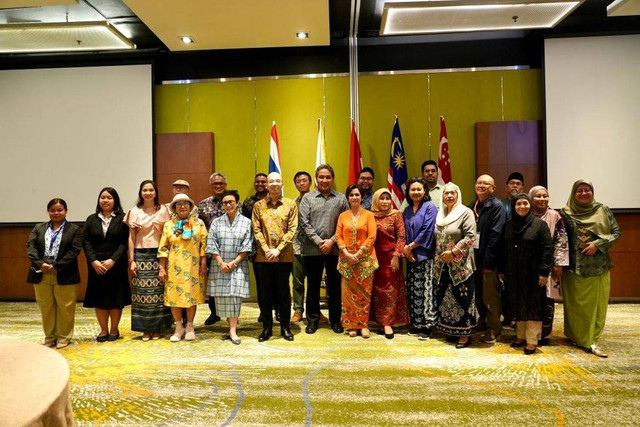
[507, 172, 524, 184]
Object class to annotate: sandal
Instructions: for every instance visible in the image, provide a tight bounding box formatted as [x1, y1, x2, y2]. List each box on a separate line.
[361, 329, 371, 339]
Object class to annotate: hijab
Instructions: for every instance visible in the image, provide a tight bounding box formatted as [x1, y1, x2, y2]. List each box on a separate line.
[528, 185, 561, 238]
[511, 193, 535, 236]
[561, 179, 612, 238]
[436, 182, 467, 227]
[371, 188, 399, 218]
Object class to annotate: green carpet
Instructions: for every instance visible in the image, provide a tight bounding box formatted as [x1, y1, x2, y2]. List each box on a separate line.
[1, 302, 639, 426]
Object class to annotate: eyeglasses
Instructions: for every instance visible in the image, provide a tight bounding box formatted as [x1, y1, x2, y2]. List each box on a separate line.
[222, 200, 236, 206]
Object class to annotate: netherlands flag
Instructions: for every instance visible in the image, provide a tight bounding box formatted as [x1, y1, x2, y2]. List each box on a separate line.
[268, 121, 282, 175]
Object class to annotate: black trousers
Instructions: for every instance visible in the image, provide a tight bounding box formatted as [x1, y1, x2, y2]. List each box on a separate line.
[254, 262, 292, 330]
[304, 255, 341, 327]
[207, 257, 218, 316]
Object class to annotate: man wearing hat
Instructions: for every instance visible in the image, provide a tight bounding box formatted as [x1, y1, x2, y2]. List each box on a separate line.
[166, 179, 198, 215]
[504, 172, 524, 218]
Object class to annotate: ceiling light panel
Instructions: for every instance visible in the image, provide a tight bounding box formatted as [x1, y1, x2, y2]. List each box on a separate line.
[381, 1, 583, 35]
[0, 22, 135, 53]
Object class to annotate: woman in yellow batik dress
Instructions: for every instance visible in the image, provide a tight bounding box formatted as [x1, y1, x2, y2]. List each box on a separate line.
[158, 194, 208, 342]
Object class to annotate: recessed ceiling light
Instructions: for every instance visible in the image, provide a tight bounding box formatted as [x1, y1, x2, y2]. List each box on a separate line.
[296, 32, 309, 39]
[179, 36, 194, 44]
[0, 22, 135, 53]
[380, 0, 583, 35]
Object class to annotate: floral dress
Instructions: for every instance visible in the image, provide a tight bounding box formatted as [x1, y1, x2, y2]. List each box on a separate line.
[434, 209, 478, 337]
[336, 209, 378, 330]
[157, 213, 208, 308]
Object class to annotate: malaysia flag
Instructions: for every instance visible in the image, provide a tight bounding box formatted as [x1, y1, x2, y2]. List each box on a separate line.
[387, 117, 408, 209]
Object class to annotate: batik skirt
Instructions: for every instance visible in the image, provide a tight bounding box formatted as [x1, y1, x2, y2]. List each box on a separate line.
[131, 248, 173, 332]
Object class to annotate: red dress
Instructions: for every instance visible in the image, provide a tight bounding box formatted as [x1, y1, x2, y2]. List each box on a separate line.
[372, 212, 409, 326]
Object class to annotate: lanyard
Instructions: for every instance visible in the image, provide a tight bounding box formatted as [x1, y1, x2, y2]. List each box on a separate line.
[48, 221, 66, 251]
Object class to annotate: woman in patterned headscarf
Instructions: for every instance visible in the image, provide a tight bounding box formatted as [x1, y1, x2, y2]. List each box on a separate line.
[433, 183, 477, 348]
[560, 180, 621, 358]
[370, 188, 408, 339]
[528, 186, 569, 346]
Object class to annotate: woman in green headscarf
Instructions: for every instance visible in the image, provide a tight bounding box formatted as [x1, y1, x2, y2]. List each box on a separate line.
[560, 180, 621, 358]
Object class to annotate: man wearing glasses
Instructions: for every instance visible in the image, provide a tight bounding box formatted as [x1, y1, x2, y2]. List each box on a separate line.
[358, 167, 375, 210]
[251, 172, 298, 342]
[469, 175, 506, 345]
[198, 172, 228, 326]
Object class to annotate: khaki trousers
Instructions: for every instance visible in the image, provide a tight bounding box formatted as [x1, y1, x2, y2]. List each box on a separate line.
[516, 321, 542, 346]
[33, 273, 78, 345]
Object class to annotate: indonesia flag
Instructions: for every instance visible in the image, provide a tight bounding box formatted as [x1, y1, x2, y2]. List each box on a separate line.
[437, 116, 452, 185]
[348, 120, 363, 185]
[387, 117, 408, 209]
[268, 121, 282, 174]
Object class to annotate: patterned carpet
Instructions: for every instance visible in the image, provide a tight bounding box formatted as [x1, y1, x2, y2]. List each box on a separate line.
[1, 302, 639, 426]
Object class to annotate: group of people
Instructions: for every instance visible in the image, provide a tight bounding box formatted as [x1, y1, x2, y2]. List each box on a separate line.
[26, 162, 620, 357]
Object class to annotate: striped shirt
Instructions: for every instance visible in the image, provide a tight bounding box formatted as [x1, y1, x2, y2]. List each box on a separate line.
[299, 189, 349, 256]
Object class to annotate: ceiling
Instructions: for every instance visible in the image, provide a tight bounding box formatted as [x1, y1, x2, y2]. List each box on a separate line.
[0, 0, 638, 76]
[0, 0, 638, 54]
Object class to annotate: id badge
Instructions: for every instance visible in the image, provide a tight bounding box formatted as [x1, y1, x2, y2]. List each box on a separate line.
[474, 233, 480, 250]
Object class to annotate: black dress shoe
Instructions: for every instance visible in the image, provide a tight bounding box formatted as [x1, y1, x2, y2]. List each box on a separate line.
[524, 346, 537, 355]
[305, 324, 318, 334]
[510, 340, 526, 348]
[204, 315, 221, 326]
[538, 338, 550, 346]
[281, 328, 294, 341]
[331, 323, 344, 334]
[258, 329, 273, 342]
[385, 332, 395, 340]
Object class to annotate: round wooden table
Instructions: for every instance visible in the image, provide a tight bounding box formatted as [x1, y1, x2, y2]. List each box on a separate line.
[0, 338, 73, 426]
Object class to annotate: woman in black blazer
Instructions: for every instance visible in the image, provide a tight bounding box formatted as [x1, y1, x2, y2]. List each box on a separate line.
[27, 198, 83, 349]
[83, 188, 131, 342]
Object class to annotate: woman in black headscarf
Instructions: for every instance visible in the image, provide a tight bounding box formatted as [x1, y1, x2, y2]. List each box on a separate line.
[499, 193, 553, 355]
